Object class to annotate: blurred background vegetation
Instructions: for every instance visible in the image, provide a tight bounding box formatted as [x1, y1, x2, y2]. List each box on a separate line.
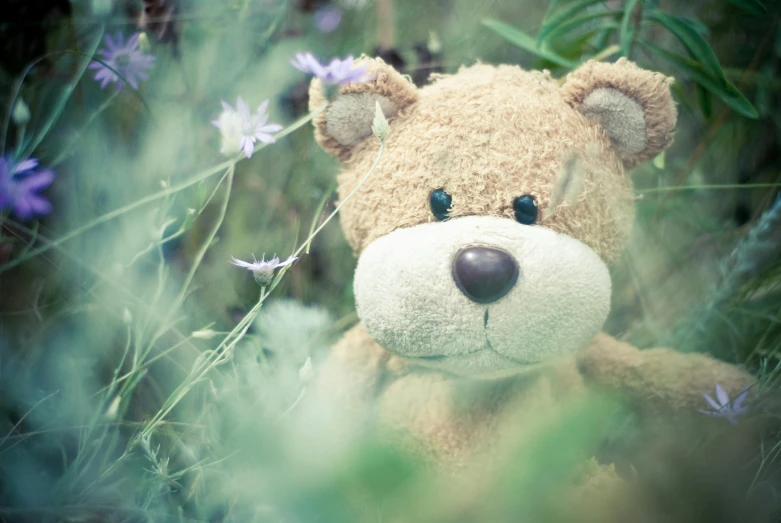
[0, 0, 780, 521]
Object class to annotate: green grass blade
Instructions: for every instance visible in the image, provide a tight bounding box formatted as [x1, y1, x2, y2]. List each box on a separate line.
[641, 40, 759, 119]
[544, 10, 623, 45]
[647, 10, 727, 85]
[728, 0, 767, 15]
[536, 0, 607, 46]
[482, 18, 576, 69]
[619, 0, 641, 57]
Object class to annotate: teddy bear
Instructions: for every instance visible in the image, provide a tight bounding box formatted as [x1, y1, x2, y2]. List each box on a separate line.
[303, 56, 756, 513]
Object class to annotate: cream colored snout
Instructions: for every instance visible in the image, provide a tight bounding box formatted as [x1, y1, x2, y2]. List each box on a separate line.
[353, 216, 612, 377]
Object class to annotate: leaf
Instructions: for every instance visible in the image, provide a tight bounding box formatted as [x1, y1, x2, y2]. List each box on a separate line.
[543, 10, 624, 44]
[696, 84, 714, 119]
[675, 16, 709, 36]
[641, 40, 759, 119]
[482, 19, 576, 68]
[536, 0, 607, 46]
[727, 0, 767, 15]
[541, 0, 561, 23]
[648, 11, 727, 85]
[619, 0, 642, 57]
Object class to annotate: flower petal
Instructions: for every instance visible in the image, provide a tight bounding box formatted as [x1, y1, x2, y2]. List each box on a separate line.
[230, 257, 253, 268]
[732, 388, 750, 411]
[12, 159, 39, 175]
[18, 170, 54, 191]
[25, 195, 52, 215]
[236, 97, 251, 119]
[12, 197, 33, 220]
[715, 384, 729, 407]
[242, 139, 254, 159]
[702, 392, 722, 412]
[255, 132, 276, 144]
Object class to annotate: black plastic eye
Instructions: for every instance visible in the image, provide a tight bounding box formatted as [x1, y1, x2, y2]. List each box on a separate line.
[430, 188, 452, 221]
[513, 195, 538, 225]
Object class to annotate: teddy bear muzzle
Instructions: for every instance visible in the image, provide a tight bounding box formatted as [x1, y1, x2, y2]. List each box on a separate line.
[452, 247, 519, 304]
[353, 215, 613, 377]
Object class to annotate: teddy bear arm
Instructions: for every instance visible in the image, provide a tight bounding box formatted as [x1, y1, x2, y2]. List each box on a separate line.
[576, 333, 755, 415]
[314, 323, 391, 416]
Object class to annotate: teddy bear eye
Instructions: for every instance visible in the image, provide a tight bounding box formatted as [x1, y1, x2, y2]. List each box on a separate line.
[430, 188, 452, 221]
[513, 195, 538, 225]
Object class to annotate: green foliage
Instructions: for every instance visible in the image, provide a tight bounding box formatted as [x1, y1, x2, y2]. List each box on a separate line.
[483, 0, 760, 119]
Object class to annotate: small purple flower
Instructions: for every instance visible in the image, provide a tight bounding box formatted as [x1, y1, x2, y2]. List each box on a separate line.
[698, 384, 750, 425]
[230, 253, 298, 285]
[314, 5, 343, 33]
[291, 52, 372, 85]
[212, 98, 283, 159]
[0, 157, 55, 221]
[88, 32, 155, 91]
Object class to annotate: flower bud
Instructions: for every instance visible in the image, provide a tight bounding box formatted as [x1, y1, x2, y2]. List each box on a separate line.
[372, 101, 389, 140]
[12, 99, 30, 126]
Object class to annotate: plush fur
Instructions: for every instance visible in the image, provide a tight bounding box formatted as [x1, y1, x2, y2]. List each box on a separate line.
[307, 56, 755, 509]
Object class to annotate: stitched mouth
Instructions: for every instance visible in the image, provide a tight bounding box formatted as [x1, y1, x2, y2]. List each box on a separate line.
[414, 354, 448, 361]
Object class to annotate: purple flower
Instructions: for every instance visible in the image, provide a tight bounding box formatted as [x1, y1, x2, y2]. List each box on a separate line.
[0, 157, 55, 220]
[291, 52, 372, 85]
[314, 5, 342, 33]
[212, 98, 283, 159]
[698, 384, 750, 425]
[230, 253, 298, 285]
[88, 32, 155, 91]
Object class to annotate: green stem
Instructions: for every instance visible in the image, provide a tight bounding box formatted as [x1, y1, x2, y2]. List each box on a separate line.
[639, 183, 781, 194]
[50, 91, 121, 167]
[0, 103, 326, 275]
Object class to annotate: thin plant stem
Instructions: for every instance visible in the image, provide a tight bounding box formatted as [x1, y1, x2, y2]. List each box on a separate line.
[0, 103, 326, 274]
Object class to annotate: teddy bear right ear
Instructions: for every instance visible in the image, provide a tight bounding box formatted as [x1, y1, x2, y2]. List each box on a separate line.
[309, 57, 418, 160]
[561, 58, 677, 170]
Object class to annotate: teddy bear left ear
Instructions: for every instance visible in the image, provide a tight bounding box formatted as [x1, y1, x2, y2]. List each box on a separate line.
[309, 57, 418, 160]
[560, 58, 677, 170]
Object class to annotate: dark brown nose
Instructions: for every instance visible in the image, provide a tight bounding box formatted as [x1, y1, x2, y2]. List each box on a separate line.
[452, 247, 519, 304]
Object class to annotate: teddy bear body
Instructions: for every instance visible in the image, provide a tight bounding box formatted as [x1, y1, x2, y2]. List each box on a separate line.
[307, 57, 753, 474]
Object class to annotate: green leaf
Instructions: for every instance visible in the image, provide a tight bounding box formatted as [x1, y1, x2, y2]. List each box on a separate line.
[544, 10, 624, 44]
[696, 84, 714, 119]
[482, 18, 576, 68]
[641, 40, 759, 119]
[675, 16, 709, 36]
[619, 0, 642, 57]
[541, 0, 561, 23]
[536, 0, 607, 46]
[727, 0, 767, 15]
[648, 11, 727, 85]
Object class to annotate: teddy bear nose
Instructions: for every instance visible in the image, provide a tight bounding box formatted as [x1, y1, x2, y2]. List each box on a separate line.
[452, 247, 519, 304]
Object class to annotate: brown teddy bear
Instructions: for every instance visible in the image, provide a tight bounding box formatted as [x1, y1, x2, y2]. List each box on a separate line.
[305, 56, 755, 490]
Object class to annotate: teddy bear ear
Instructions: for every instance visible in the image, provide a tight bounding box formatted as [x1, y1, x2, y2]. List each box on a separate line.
[560, 58, 677, 170]
[308, 57, 418, 159]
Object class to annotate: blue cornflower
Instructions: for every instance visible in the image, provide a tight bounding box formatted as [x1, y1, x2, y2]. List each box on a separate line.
[698, 384, 750, 425]
[0, 157, 55, 220]
[88, 32, 155, 91]
[291, 52, 372, 85]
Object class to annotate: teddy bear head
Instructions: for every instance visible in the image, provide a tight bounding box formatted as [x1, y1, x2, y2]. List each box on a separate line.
[309, 57, 676, 378]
